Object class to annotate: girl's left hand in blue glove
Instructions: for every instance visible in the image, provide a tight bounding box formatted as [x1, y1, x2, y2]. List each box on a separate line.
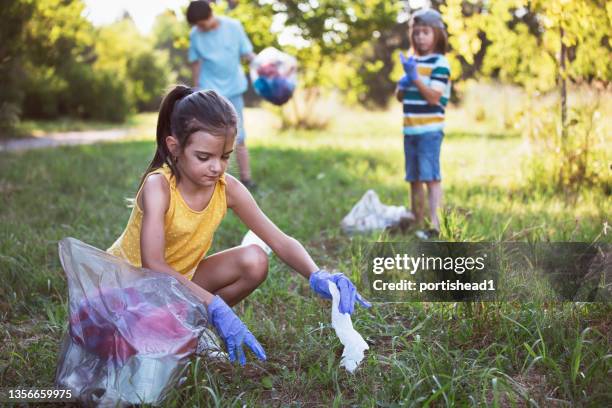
[207, 295, 267, 366]
[309, 270, 372, 315]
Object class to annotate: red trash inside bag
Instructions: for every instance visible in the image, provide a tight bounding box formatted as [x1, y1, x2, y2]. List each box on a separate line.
[69, 286, 198, 363]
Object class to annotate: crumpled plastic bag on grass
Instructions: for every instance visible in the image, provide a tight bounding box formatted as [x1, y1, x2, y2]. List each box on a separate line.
[55, 237, 209, 407]
[250, 47, 297, 106]
[341, 190, 414, 234]
[328, 281, 369, 373]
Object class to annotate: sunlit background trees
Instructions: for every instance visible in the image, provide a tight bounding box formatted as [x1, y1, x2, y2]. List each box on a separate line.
[1, 0, 609, 190]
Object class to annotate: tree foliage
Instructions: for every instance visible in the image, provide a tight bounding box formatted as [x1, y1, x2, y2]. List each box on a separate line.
[0, 0, 35, 129]
[1, 0, 609, 130]
[442, 0, 611, 90]
[95, 16, 171, 112]
[151, 9, 192, 86]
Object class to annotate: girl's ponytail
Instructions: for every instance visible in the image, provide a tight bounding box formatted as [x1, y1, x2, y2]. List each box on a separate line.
[138, 85, 194, 190]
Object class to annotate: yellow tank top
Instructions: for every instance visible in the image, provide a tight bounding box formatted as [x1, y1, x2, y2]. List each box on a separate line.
[107, 164, 227, 280]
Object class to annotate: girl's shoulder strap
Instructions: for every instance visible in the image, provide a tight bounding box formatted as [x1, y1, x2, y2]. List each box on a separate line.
[218, 172, 227, 186]
[152, 163, 174, 181]
[133, 164, 175, 211]
[141, 164, 174, 189]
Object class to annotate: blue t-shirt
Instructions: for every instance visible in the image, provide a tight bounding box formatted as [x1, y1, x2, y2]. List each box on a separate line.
[188, 16, 253, 98]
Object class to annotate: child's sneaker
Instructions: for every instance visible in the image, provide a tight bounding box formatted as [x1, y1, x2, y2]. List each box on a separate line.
[415, 228, 440, 241]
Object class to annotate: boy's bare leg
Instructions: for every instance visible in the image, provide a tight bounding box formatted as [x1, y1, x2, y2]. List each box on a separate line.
[426, 180, 443, 231]
[191, 244, 268, 307]
[235, 142, 252, 182]
[410, 181, 426, 227]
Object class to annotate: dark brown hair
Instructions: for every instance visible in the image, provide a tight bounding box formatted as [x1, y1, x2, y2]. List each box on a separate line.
[186, 1, 212, 25]
[138, 85, 237, 189]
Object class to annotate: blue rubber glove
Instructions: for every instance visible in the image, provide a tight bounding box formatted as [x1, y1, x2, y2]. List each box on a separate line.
[309, 270, 372, 315]
[397, 74, 412, 90]
[206, 295, 266, 366]
[400, 52, 419, 82]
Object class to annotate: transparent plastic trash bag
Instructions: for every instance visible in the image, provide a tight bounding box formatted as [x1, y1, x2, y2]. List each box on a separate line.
[250, 47, 297, 106]
[55, 237, 209, 407]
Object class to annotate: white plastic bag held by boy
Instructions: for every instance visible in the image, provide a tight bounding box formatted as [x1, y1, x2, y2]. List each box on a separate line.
[250, 47, 298, 106]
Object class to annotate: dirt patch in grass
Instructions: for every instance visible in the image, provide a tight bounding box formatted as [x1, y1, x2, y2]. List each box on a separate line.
[511, 370, 564, 407]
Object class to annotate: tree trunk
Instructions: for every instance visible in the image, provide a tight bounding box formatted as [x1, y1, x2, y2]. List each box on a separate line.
[560, 26, 568, 142]
[559, 24, 568, 189]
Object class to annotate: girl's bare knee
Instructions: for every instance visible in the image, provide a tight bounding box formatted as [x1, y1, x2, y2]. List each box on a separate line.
[240, 244, 269, 283]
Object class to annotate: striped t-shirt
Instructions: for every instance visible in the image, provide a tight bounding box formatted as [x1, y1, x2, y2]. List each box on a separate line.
[403, 54, 451, 135]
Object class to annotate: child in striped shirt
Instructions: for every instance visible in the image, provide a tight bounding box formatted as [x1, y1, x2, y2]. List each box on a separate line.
[395, 9, 451, 240]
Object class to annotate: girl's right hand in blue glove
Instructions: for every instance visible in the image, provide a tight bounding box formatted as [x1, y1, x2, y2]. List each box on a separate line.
[207, 295, 267, 366]
[309, 270, 372, 315]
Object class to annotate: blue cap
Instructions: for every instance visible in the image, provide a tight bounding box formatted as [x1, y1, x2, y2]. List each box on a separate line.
[410, 8, 445, 29]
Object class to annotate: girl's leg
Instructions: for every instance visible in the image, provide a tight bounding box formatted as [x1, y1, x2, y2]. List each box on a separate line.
[426, 180, 443, 231]
[190, 244, 268, 307]
[410, 181, 426, 227]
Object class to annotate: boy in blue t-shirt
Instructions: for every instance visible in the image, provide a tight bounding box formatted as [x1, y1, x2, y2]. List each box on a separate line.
[187, 1, 256, 189]
[395, 9, 451, 240]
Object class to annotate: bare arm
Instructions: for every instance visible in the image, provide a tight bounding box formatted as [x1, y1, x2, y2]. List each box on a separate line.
[140, 174, 214, 305]
[226, 175, 319, 279]
[412, 78, 443, 105]
[191, 60, 201, 88]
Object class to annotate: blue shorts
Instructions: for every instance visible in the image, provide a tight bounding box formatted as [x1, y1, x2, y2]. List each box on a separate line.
[227, 94, 246, 144]
[403, 131, 444, 182]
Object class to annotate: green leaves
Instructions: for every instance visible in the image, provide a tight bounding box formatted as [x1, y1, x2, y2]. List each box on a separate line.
[444, 0, 611, 90]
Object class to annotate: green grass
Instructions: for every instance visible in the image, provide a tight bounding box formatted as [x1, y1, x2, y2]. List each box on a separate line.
[1, 104, 610, 406]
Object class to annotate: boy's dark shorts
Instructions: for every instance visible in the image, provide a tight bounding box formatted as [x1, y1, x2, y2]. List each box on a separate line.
[403, 130, 444, 182]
